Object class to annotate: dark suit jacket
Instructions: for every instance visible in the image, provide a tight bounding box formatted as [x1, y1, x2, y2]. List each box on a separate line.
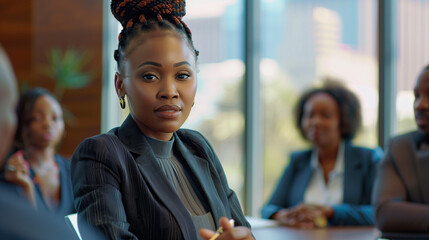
[71, 116, 250, 240]
[0, 182, 77, 240]
[372, 131, 429, 232]
[261, 141, 383, 226]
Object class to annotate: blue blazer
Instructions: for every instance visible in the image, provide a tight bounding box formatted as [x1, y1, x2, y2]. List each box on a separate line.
[71, 115, 250, 240]
[261, 141, 383, 226]
[0, 154, 75, 217]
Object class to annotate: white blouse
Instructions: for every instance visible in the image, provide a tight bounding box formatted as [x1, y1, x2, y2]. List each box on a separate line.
[303, 141, 345, 206]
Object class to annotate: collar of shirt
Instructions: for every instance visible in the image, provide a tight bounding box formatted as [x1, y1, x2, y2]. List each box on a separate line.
[310, 140, 345, 179]
[304, 141, 345, 205]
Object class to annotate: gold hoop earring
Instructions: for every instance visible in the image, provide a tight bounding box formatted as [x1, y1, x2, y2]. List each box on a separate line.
[120, 97, 126, 109]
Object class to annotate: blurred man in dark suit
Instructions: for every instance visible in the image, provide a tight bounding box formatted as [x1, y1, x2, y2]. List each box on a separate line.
[373, 65, 429, 235]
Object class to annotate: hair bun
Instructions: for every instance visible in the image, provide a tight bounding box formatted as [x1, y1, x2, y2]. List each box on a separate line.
[111, 0, 186, 28]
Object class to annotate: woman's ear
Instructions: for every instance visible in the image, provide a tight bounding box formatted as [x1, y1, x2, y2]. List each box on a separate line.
[114, 72, 125, 98]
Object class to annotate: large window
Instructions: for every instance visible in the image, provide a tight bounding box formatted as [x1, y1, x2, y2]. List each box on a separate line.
[183, 0, 246, 205]
[394, 0, 429, 135]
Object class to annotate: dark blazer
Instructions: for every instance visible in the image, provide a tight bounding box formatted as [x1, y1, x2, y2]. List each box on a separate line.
[0, 182, 77, 240]
[261, 141, 383, 226]
[0, 154, 75, 216]
[71, 115, 250, 240]
[372, 131, 429, 232]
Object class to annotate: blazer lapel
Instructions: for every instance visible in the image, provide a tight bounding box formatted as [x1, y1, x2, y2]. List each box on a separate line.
[134, 152, 196, 239]
[173, 134, 225, 228]
[415, 150, 429, 203]
[413, 132, 429, 204]
[294, 160, 313, 205]
[392, 133, 424, 203]
[342, 141, 363, 204]
[117, 116, 196, 239]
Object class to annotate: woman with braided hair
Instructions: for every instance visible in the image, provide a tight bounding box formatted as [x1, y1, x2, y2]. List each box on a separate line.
[71, 0, 253, 239]
[0, 88, 75, 216]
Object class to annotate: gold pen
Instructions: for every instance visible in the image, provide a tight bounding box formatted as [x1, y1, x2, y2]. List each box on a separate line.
[209, 219, 235, 240]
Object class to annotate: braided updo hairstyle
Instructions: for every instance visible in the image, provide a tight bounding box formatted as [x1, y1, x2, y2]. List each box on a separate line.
[111, 0, 199, 72]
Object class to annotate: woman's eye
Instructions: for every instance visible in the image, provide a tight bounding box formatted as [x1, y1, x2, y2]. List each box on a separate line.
[142, 74, 158, 81]
[177, 73, 191, 80]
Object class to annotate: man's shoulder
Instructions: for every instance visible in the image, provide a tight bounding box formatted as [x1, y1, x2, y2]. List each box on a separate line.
[0, 183, 76, 240]
[386, 131, 420, 162]
[389, 131, 419, 146]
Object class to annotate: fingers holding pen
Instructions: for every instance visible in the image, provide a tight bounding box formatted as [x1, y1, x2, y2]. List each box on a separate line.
[199, 217, 234, 240]
[199, 217, 254, 240]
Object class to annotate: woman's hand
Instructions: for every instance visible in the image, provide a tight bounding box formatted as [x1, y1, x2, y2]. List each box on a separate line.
[4, 151, 37, 208]
[273, 204, 332, 229]
[199, 217, 254, 240]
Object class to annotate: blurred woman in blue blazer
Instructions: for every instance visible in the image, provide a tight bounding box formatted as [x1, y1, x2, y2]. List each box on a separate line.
[261, 80, 383, 228]
[1, 88, 74, 216]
